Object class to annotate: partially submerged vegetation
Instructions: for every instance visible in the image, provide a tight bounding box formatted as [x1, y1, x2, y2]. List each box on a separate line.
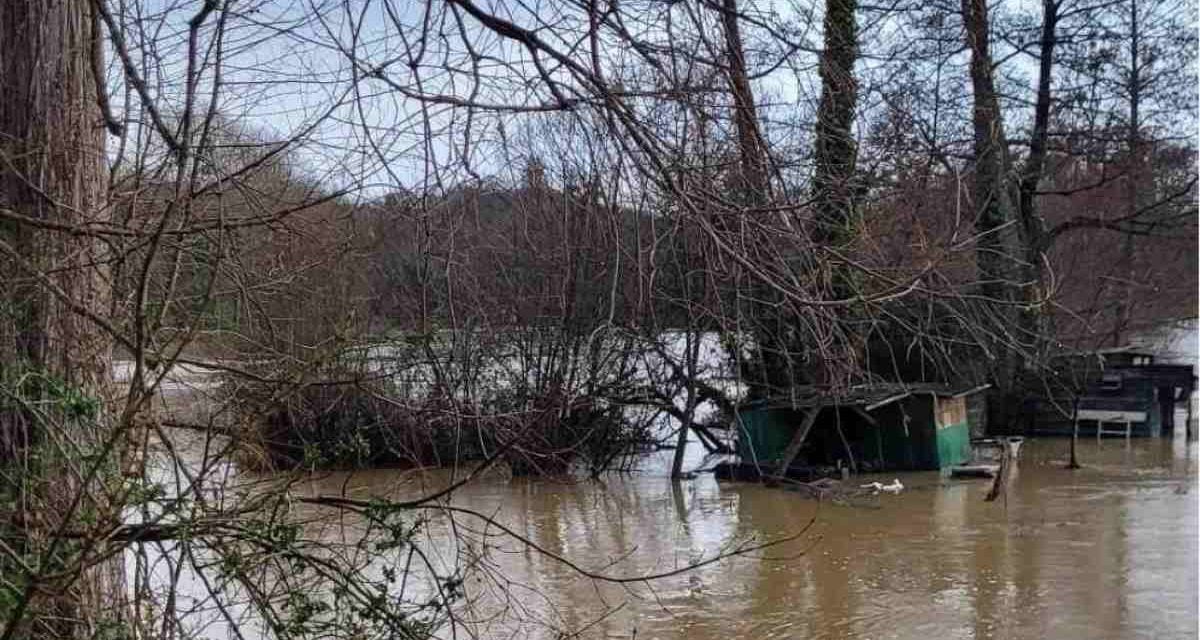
[223, 330, 720, 477]
[227, 370, 646, 476]
[0, 0, 1194, 638]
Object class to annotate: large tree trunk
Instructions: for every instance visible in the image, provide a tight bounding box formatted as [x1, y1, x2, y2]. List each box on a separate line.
[0, 2, 118, 638]
[1112, 0, 1142, 347]
[811, 0, 861, 386]
[722, 0, 769, 202]
[962, 0, 1023, 305]
[962, 0, 1027, 428]
[0, 1, 111, 391]
[1016, 0, 1059, 350]
[812, 0, 859, 247]
[721, 0, 791, 396]
[1017, 0, 1058, 265]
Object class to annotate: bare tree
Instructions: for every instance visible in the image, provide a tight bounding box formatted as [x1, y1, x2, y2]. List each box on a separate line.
[0, 1, 1194, 638]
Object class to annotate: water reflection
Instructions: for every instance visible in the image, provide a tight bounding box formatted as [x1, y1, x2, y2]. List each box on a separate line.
[170, 434, 1196, 639]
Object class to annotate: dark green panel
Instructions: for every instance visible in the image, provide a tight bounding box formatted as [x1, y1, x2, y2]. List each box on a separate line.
[936, 422, 972, 468]
[733, 405, 802, 465]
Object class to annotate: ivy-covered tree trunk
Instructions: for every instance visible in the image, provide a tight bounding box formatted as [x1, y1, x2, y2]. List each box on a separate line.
[811, 0, 861, 385]
[0, 2, 118, 638]
[812, 0, 859, 247]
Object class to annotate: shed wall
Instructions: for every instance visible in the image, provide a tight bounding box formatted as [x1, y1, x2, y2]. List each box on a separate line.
[935, 395, 972, 468]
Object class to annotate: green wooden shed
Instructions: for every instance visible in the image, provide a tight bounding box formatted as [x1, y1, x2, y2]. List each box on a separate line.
[732, 383, 989, 476]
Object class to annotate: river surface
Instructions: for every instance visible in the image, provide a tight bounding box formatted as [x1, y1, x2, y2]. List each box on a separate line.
[265, 431, 1198, 640]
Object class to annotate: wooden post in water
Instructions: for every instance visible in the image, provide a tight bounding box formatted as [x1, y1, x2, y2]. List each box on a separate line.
[1187, 394, 1195, 441]
[772, 405, 822, 481]
[835, 413, 857, 474]
[1068, 396, 1081, 469]
[850, 406, 882, 470]
[985, 446, 1010, 503]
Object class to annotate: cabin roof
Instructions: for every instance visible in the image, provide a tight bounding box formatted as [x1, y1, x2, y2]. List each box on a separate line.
[1092, 345, 1156, 355]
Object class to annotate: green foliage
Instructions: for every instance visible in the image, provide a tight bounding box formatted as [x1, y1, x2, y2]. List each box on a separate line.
[0, 364, 114, 638]
[0, 574, 21, 623]
[41, 377, 101, 421]
[93, 619, 138, 640]
[365, 502, 424, 553]
[203, 498, 438, 640]
[0, 365, 101, 422]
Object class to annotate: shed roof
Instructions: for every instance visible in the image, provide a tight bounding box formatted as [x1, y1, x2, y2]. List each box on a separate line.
[743, 382, 991, 412]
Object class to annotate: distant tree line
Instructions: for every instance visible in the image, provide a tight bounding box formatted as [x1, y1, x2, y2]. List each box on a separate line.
[0, 0, 1194, 638]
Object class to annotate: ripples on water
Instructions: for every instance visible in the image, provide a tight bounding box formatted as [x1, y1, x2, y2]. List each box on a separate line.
[165, 426, 1197, 640]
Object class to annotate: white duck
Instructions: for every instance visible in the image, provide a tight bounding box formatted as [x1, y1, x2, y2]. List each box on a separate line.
[860, 478, 905, 494]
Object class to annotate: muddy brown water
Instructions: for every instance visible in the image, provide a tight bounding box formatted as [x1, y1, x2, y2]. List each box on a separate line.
[253, 432, 1195, 640]
[149, 386, 1197, 640]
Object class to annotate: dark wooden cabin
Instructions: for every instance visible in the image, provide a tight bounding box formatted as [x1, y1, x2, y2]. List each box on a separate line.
[1026, 348, 1195, 437]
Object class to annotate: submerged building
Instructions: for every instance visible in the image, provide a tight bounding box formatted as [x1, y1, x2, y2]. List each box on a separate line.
[1027, 347, 1196, 438]
[719, 383, 990, 481]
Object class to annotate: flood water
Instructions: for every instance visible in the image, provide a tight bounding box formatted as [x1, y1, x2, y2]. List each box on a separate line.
[276, 432, 1197, 640]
